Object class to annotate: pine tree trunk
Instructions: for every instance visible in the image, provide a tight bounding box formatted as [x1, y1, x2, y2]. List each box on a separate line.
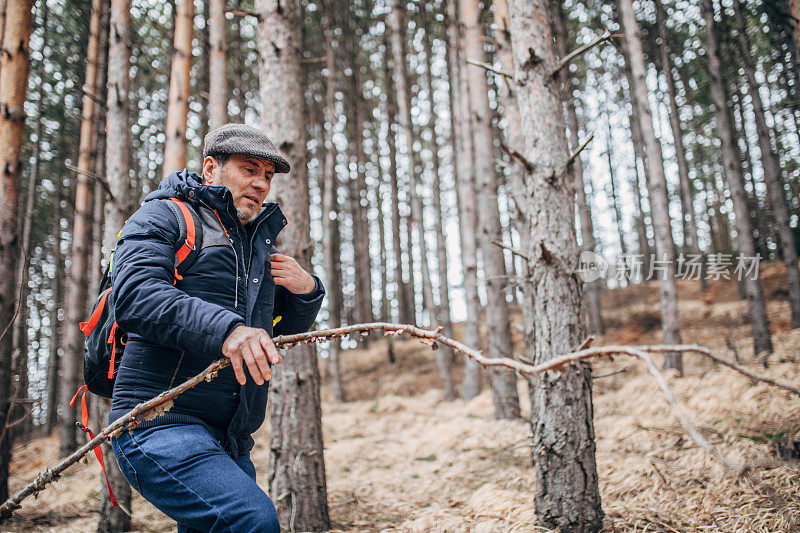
[209, 0, 228, 130]
[60, 0, 104, 458]
[420, 0, 456, 395]
[550, 1, 604, 334]
[790, 0, 800, 59]
[0, 0, 33, 501]
[256, 1, 330, 529]
[618, 0, 683, 373]
[603, 106, 628, 257]
[388, 2, 455, 398]
[95, 1, 135, 529]
[506, 1, 603, 528]
[732, 0, 800, 328]
[460, 0, 519, 418]
[655, 0, 706, 290]
[701, 0, 773, 358]
[10, 1, 49, 441]
[322, 23, 344, 402]
[45, 176, 64, 435]
[445, 0, 482, 400]
[196, 0, 210, 144]
[382, 33, 414, 327]
[163, 0, 193, 174]
[344, 32, 374, 333]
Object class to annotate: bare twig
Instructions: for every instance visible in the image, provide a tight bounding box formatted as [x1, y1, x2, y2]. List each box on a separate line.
[466, 58, 513, 79]
[500, 143, 534, 172]
[566, 132, 594, 168]
[2, 326, 798, 521]
[551, 30, 613, 77]
[490, 239, 530, 262]
[64, 163, 116, 202]
[226, 8, 260, 19]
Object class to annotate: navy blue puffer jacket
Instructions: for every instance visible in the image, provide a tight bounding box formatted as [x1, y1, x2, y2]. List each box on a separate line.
[108, 170, 324, 456]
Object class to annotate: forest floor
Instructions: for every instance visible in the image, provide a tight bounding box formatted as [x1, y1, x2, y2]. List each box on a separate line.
[5, 261, 800, 532]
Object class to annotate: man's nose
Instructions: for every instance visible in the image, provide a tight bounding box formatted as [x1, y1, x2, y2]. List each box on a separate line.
[251, 177, 270, 193]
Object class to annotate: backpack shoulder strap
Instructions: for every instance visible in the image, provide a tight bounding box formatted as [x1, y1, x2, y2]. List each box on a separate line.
[159, 198, 203, 277]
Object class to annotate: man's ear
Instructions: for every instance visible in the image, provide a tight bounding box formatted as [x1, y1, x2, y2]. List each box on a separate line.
[202, 156, 218, 184]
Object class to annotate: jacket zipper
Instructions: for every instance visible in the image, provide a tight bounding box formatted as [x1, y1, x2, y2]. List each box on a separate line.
[245, 204, 278, 293]
[203, 201, 240, 309]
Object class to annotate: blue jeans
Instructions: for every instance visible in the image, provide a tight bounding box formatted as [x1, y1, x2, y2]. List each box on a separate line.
[111, 423, 279, 532]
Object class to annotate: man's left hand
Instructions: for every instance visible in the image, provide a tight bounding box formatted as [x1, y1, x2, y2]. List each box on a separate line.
[270, 253, 315, 294]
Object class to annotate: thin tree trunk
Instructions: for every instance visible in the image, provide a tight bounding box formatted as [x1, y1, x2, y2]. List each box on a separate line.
[420, 0, 456, 400]
[446, 0, 482, 399]
[700, 0, 773, 359]
[256, 1, 330, 528]
[45, 176, 64, 435]
[790, 0, 800, 58]
[382, 39, 414, 327]
[10, 0, 49, 441]
[321, 20, 343, 402]
[96, 1, 134, 529]
[506, 0, 603, 528]
[732, 0, 800, 328]
[0, 0, 34, 502]
[59, 0, 103, 458]
[655, 0, 706, 291]
[209, 0, 228, 130]
[388, 2, 455, 398]
[344, 30, 374, 333]
[196, 0, 210, 144]
[618, 0, 683, 373]
[163, 0, 193, 174]
[550, 1, 604, 334]
[459, 0, 519, 418]
[603, 107, 628, 257]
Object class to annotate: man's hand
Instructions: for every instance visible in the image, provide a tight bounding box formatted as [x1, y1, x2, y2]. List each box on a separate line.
[221, 325, 282, 385]
[270, 253, 315, 294]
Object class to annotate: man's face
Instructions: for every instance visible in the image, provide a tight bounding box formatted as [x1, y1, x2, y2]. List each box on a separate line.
[203, 153, 275, 224]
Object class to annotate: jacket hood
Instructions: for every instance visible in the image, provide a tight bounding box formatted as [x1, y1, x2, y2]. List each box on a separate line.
[145, 169, 230, 210]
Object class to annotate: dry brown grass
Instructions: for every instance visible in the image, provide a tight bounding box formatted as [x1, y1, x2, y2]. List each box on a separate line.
[5, 261, 800, 531]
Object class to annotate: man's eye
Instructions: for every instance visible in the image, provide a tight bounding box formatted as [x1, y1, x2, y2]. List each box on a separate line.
[245, 168, 255, 173]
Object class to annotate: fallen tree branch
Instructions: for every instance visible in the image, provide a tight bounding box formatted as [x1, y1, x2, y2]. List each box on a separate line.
[225, 7, 260, 19]
[2, 325, 797, 521]
[551, 30, 613, 77]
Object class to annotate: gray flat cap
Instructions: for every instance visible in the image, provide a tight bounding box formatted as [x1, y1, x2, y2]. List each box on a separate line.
[203, 123, 291, 174]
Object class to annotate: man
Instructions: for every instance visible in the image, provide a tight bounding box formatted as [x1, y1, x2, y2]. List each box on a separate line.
[109, 124, 324, 532]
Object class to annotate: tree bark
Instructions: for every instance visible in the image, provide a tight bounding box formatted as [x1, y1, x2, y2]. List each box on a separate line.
[256, 0, 330, 529]
[0, 0, 34, 502]
[163, 0, 193, 174]
[10, 0, 49, 442]
[654, 0, 706, 290]
[321, 18, 343, 402]
[506, 0, 603, 528]
[209, 0, 228, 130]
[732, 0, 800, 328]
[618, 0, 683, 373]
[420, 0, 456, 396]
[445, 0, 482, 400]
[59, 0, 103, 459]
[459, 0, 519, 418]
[550, 1, 604, 335]
[701, 0, 773, 358]
[388, 2, 455, 399]
[97, 1, 134, 529]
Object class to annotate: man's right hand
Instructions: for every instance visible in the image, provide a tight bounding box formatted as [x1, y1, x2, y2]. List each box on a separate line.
[221, 325, 282, 385]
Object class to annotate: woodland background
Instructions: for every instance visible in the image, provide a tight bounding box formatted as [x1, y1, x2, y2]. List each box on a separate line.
[0, 0, 799, 531]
